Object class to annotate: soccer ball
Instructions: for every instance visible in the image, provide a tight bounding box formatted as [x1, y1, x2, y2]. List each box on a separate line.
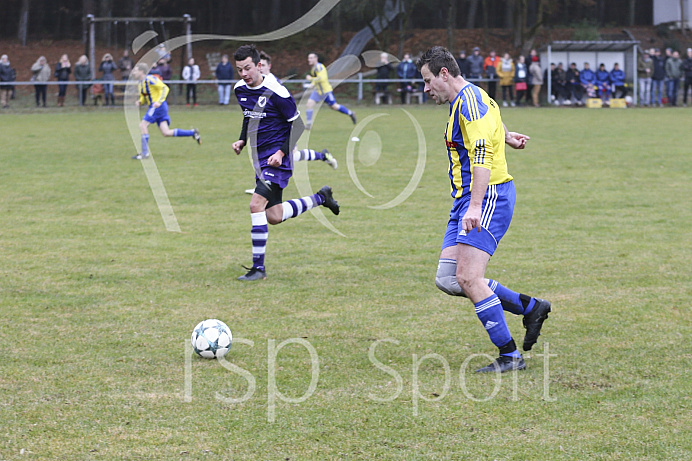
[191, 319, 232, 359]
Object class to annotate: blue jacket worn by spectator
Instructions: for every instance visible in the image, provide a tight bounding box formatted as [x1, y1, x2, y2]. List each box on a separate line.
[467, 47, 484, 78]
[0, 55, 16, 108]
[397, 54, 417, 103]
[397, 59, 416, 80]
[580, 66, 596, 85]
[596, 68, 610, 86]
[215, 60, 234, 81]
[652, 55, 666, 81]
[609, 67, 625, 87]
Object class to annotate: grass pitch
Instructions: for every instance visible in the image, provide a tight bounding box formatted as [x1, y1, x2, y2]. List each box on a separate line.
[0, 105, 691, 460]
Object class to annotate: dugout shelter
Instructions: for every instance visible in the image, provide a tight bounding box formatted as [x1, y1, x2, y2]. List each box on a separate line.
[541, 40, 640, 105]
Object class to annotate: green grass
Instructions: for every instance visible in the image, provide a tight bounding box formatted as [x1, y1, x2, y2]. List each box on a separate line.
[1, 105, 691, 460]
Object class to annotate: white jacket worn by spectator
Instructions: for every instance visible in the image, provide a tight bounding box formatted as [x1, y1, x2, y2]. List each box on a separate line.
[182, 63, 200, 82]
[182, 58, 201, 105]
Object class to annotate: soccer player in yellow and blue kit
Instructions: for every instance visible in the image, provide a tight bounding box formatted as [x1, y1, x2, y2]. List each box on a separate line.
[130, 63, 200, 160]
[418, 46, 551, 373]
[305, 52, 356, 129]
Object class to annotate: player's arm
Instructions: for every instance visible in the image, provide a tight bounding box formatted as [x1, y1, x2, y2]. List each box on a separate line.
[137, 82, 146, 106]
[267, 96, 303, 167]
[309, 65, 327, 87]
[233, 117, 249, 155]
[504, 123, 529, 150]
[268, 117, 305, 166]
[152, 78, 169, 108]
[461, 114, 495, 233]
[463, 166, 491, 233]
[281, 116, 304, 154]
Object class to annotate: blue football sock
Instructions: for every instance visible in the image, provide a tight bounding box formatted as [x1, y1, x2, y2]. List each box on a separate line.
[306, 109, 314, 124]
[475, 294, 520, 358]
[174, 128, 194, 137]
[141, 134, 149, 155]
[488, 279, 536, 316]
[337, 105, 352, 116]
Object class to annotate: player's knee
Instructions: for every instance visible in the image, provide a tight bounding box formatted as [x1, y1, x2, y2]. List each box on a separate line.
[435, 259, 466, 297]
[266, 214, 282, 225]
[456, 273, 482, 294]
[138, 121, 148, 132]
[435, 275, 466, 297]
[331, 103, 340, 110]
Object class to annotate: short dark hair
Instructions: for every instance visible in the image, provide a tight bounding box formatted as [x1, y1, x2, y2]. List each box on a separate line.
[417, 46, 460, 77]
[259, 50, 272, 64]
[234, 44, 260, 64]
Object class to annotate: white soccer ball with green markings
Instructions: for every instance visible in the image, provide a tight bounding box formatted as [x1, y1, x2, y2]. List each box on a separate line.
[191, 319, 232, 359]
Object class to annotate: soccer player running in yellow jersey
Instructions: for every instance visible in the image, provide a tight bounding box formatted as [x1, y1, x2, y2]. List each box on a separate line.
[130, 63, 201, 160]
[305, 52, 356, 130]
[418, 46, 551, 373]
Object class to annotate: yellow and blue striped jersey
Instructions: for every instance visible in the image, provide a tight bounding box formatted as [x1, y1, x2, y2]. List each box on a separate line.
[139, 75, 169, 106]
[445, 83, 512, 199]
[309, 63, 333, 95]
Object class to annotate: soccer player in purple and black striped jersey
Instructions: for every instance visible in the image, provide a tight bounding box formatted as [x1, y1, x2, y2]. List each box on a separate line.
[130, 63, 200, 160]
[232, 44, 341, 281]
[419, 46, 552, 373]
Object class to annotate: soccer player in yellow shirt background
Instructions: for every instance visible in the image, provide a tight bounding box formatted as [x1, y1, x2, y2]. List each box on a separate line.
[130, 63, 201, 160]
[305, 52, 356, 130]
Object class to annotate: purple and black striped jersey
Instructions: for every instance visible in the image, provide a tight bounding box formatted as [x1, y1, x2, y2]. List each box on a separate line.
[234, 75, 300, 175]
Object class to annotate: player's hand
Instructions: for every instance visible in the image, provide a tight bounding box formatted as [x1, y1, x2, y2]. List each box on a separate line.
[135, 100, 140, 107]
[152, 101, 161, 109]
[232, 140, 245, 155]
[461, 206, 483, 233]
[267, 150, 285, 167]
[506, 131, 530, 150]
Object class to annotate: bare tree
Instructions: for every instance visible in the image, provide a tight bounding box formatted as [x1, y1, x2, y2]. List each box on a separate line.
[627, 0, 636, 26]
[18, 0, 30, 46]
[681, 0, 688, 37]
[447, 0, 457, 51]
[466, 0, 480, 29]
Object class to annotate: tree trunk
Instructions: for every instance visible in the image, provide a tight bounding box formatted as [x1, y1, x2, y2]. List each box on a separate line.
[18, 0, 29, 46]
[466, 0, 479, 29]
[447, 0, 457, 51]
[505, 0, 515, 29]
[513, 0, 525, 48]
[681, 0, 688, 36]
[597, 0, 606, 26]
[481, 0, 488, 49]
[627, 0, 636, 26]
[334, 2, 342, 49]
[269, 0, 281, 32]
[98, 0, 112, 45]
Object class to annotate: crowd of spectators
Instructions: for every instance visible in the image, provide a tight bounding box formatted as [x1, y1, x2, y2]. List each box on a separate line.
[3, 44, 692, 109]
[638, 47, 692, 107]
[0, 45, 184, 108]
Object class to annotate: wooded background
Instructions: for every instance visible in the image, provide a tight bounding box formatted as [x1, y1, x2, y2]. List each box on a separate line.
[6, 0, 655, 47]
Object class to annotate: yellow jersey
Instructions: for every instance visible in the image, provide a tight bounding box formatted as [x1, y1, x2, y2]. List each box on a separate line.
[309, 63, 333, 95]
[139, 74, 169, 106]
[445, 83, 512, 198]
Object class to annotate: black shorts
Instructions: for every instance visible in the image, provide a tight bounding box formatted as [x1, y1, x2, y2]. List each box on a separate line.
[254, 178, 284, 208]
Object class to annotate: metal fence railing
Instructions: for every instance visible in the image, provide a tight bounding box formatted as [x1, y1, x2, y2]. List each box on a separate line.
[0, 76, 446, 108]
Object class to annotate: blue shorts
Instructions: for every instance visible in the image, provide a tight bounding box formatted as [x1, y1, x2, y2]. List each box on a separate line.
[143, 101, 171, 126]
[441, 181, 516, 256]
[309, 90, 337, 106]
